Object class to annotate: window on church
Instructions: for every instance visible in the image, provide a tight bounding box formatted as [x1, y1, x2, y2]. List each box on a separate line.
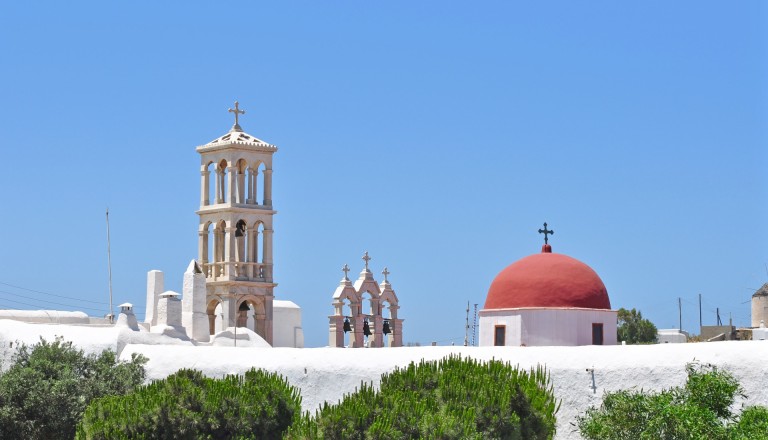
[592, 323, 604, 345]
[494, 325, 506, 346]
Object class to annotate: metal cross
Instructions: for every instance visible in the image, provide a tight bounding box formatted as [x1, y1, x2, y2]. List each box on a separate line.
[228, 101, 245, 127]
[342, 263, 350, 280]
[362, 251, 371, 270]
[538, 222, 554, 245]
[382, 267, 390, 283]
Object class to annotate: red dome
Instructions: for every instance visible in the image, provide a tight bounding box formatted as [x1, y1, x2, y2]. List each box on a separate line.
[485, 249, 610, 310]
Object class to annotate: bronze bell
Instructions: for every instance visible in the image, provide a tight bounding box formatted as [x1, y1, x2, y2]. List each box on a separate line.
[382, 319, 391, 335]
[343, 317, 351, 333]
[363, 319, 372, 336]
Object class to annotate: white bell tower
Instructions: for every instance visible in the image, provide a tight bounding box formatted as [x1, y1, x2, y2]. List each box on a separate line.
[196, 102, 277, 344]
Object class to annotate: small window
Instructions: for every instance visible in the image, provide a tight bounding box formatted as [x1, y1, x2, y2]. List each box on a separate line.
[592, 323, 604, 345]
[494, 325, 506, 346]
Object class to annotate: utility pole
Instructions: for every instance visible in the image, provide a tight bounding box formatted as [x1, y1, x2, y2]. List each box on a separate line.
[678, 297, 682, 331]
[698, 293, 702, 329]
[106, 209, 114, 324]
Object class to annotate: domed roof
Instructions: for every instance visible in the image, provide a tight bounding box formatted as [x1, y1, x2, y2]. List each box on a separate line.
[202, 128, 277, 149]
[484, 245, 611, 310]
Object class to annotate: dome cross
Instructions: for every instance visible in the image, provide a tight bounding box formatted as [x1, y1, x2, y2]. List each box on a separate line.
[382, 267, 390, 283]
[228, 101, 245, 131]
[362, 251, 371, 270]
[538, 222, 554, 245]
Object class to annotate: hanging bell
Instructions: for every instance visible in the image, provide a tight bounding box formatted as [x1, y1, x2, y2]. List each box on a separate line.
[363, 319, 372, 337]
[382, 319, 391, 335]
[343, 317, 351, 333]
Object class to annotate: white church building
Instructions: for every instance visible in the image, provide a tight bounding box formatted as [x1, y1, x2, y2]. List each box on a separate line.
[479, 225, 618, 347]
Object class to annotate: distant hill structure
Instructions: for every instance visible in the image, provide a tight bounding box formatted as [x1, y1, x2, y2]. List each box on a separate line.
[478, 224, 617, 347]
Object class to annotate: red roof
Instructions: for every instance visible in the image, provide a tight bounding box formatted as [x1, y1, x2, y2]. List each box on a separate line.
[485, 247, 611, 310]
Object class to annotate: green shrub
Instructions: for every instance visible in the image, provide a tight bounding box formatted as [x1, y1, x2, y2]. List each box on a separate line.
[286, 355, 559, 440]
[76, 367, 301, 439]
[578, 362, 768, 440]
[0, 337, 146, 440]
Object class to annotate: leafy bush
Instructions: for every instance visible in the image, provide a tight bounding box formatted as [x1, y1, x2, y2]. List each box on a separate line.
[76, 367, 301, 439]
[0, 337, 146, 440]
[578, 362, 768, 440]
[286, 355, 559, 440]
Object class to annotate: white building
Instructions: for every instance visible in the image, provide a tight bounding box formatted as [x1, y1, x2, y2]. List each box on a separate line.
[479, 227, 617, 347]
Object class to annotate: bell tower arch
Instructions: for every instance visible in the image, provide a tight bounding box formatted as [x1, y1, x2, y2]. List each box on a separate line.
[196, 102, 277, 344]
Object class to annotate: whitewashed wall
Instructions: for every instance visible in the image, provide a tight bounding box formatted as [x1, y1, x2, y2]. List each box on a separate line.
[479, 308, 618, 346]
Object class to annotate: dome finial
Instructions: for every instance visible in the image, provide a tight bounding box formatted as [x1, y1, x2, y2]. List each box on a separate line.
[538, 222, 554, 253]
[228, 101, 245, 132]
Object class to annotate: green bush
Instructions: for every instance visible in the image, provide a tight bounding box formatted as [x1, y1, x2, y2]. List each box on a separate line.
[76, 367, 301, 439]
[286, 355, 559, 440]
[0, 337, 146, 440]
[578, 362, 768, 440]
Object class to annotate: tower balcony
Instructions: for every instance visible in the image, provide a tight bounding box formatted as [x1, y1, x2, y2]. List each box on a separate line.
[203, 262, 273, 283]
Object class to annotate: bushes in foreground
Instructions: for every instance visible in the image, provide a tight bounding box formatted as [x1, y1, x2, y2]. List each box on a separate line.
[577, 362, 768, 440]
[0, 337, 146, 440]
[76, 368, 302, 439]
[286, 355, 559, 440]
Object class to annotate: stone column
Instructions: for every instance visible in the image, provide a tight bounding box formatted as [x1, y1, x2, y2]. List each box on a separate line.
[225, 224, 236, 279]
[353, 314, 365, 348]
[200, 168, 210, 206]
[236, 171, 246, 204]
[198, 228, 208, 275]
[263, 169, 273, 206]
[246, 168, 255, 204]
[329, 315, 345, 348]
[263, 228, 273, 281]
[227, 166, 237, 204]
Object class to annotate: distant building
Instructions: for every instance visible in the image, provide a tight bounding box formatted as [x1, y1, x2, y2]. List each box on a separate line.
[657, 329, 688, 344]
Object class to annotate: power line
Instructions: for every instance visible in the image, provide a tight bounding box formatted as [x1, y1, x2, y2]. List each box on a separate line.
[0, 289, 107, 313]
[0, 281, 109, 305]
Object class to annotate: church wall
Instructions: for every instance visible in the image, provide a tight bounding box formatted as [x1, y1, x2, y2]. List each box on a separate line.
[273, 300, 304, 348]
[479, 308, 617, 347]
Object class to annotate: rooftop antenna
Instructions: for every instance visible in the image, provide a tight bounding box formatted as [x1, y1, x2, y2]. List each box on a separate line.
[464, 301, 470, 346]
[105, 209, 114, 323]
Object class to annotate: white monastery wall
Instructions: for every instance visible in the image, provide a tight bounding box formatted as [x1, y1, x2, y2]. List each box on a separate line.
[4, 320, 768, 440]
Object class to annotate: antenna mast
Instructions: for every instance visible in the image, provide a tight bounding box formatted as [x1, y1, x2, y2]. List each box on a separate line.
[106, 209, 114, 323]
[464, 301, 470, 346]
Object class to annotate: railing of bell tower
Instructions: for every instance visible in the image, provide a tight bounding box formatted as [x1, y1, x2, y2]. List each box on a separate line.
[202, 262, 273, 283]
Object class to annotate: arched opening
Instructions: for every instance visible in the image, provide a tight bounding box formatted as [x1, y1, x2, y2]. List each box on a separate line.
[235, 159, 247, 204]
[207, 299, 223, 335]
[251, 221, 264, 279]
[215, 160, 228, 204]
[237, 297, 266, 338]
[341, 297, 355, 347]
[235, 220, 246, 277]
[380, 298, 395, 347]
[256, 162, 267, 205]
[360, 291, 377, 347]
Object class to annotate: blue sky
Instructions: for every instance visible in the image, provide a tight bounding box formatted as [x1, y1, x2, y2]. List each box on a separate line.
[0, 2, 765, 347]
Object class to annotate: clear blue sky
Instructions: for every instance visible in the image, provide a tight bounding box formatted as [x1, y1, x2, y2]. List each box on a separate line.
[0, 2, 765, 347]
